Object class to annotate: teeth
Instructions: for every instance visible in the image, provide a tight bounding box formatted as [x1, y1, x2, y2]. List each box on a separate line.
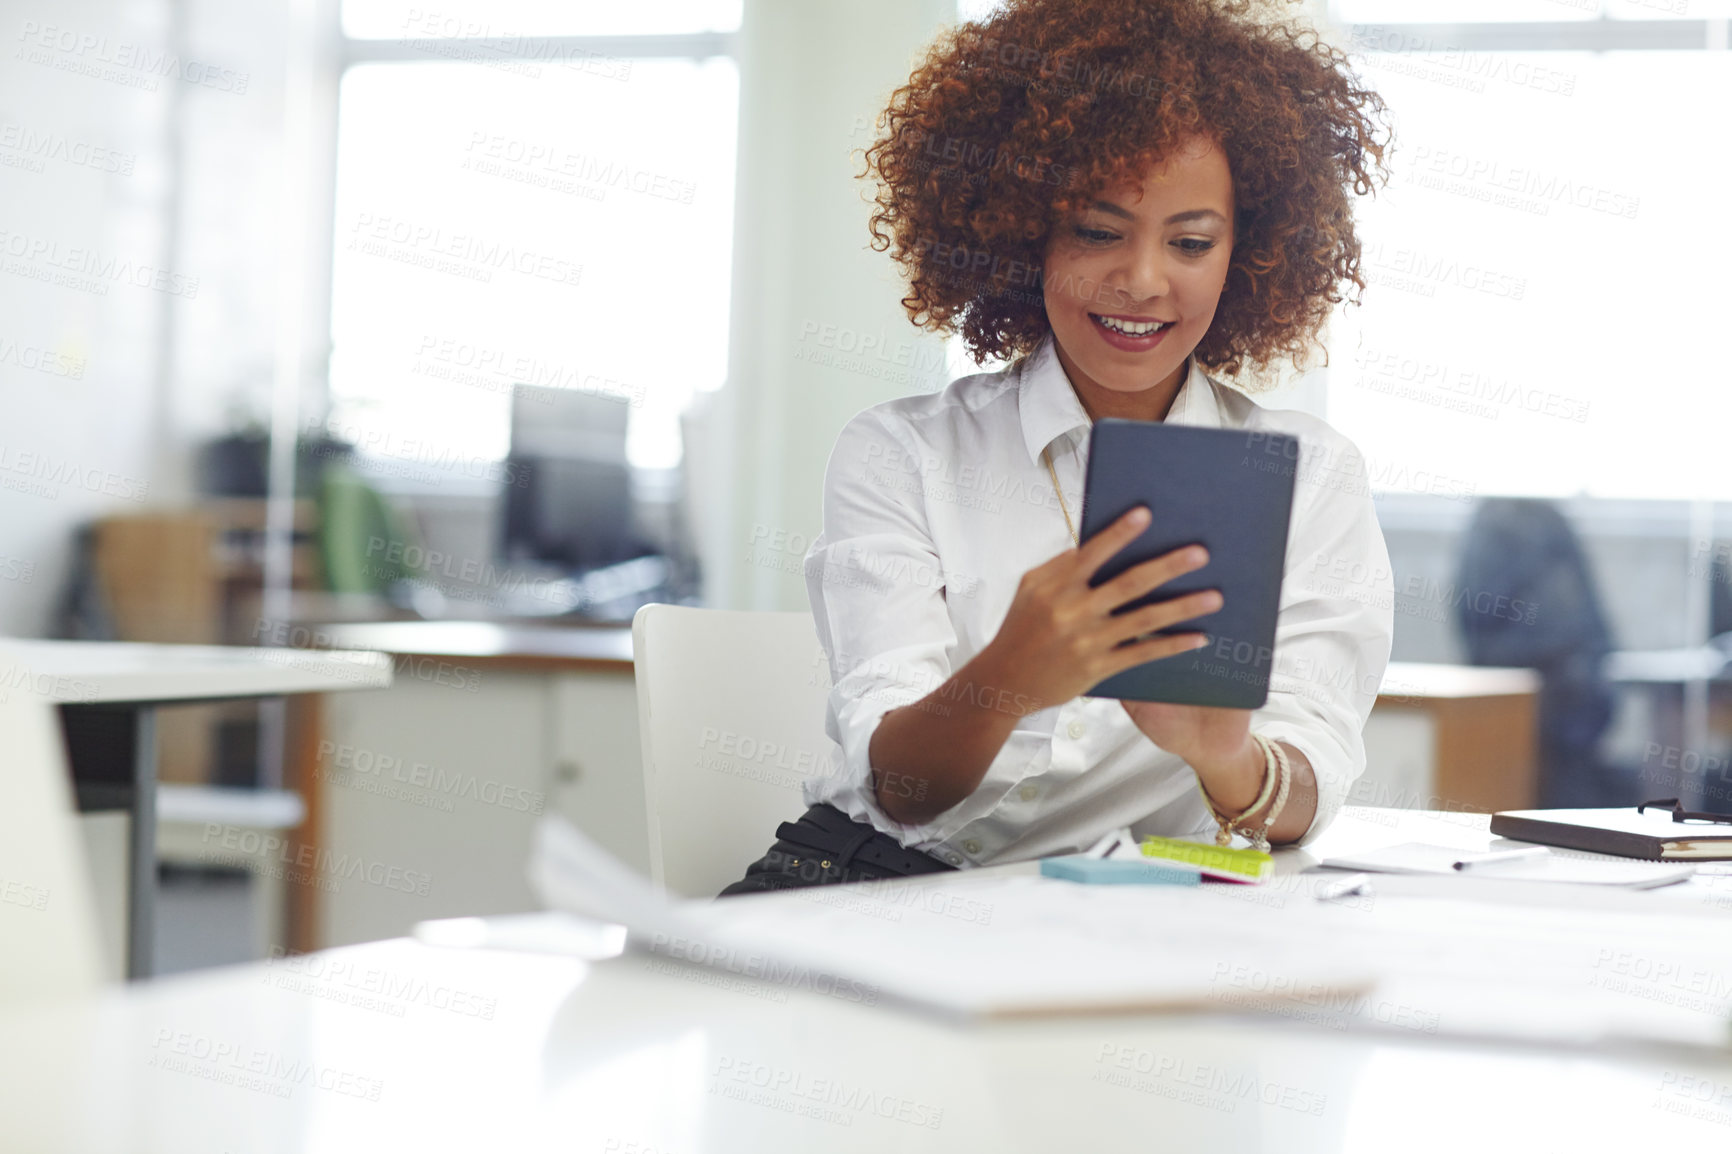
[1095, 315, 1168, 336]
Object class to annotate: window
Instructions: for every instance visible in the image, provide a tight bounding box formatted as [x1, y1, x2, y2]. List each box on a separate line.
[956, 0, 1007, 21]
[1325, 8, 1732, 499]
[1333, 0, 1597, 20]
[326, 6, 740, 472]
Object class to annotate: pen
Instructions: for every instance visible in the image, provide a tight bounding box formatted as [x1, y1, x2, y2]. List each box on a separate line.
[1452, 846, 1549, 871]
[1313, 873, 1372, 902]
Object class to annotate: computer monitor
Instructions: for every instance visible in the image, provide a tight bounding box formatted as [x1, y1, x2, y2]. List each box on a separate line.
[501, 385, 642, 571]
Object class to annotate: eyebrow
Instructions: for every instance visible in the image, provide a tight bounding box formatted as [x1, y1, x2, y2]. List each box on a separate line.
[1089, 201, 1228, 226]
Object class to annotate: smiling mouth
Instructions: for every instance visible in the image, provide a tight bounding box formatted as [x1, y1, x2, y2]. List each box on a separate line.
[1090, 313, 1174, 336]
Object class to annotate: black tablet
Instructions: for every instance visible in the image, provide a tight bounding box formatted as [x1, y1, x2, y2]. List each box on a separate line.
[1077, 420, 1297, 708]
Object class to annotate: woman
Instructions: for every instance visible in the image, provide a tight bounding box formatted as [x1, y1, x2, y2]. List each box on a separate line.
[720, 0, 1394, 896]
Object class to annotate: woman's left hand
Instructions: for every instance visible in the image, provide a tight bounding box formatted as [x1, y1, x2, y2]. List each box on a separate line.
[1120, 700, 1262, 812]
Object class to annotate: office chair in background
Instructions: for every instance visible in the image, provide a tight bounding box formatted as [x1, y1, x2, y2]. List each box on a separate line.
[1453, 498, 1622, 808]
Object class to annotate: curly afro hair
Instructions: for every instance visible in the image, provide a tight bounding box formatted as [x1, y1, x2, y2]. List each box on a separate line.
[861, 0, 1391, 384]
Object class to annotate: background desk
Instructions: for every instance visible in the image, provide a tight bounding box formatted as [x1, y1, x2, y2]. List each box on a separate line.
[1359, 662, 1540, 814]
[0, 641, 390, 978]
[306, 622, 643, 950]
[3, 808, 1729, 1153]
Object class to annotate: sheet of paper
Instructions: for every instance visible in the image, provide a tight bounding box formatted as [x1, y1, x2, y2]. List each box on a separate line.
[1322, 842, 1695, 888]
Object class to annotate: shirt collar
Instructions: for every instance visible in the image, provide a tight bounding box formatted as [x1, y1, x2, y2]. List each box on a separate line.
[1017, 332, 1222, 465]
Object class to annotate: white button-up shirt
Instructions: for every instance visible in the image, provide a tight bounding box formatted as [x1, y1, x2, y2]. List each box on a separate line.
[801, 332, 1394, 865]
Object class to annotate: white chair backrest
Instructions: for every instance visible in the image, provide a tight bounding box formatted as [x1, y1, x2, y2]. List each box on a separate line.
[632, 605, 835, 898]
[0, 696, 103, 1003]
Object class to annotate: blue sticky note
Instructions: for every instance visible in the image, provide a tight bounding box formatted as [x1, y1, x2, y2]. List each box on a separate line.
[1039, 855, 1202, 886]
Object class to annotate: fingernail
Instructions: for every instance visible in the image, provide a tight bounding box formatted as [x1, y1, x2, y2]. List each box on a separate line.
[1190, 547, 1208, 564]
[1130, 507, 1150, 525]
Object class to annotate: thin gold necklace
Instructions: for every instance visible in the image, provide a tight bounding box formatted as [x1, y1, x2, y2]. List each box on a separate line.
[1041, 444, 1079, 547]
[1043, 359, 1187, 548]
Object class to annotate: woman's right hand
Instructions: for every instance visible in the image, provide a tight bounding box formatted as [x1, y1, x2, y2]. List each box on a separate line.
[869, 505, 1222, 824]
[981, 506, 1221, 713]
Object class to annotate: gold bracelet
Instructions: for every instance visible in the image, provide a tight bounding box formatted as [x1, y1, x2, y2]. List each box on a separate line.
[1197, 734, 1279, 848]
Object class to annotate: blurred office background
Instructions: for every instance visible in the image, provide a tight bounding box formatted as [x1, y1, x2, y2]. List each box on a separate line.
[5, 0, 1732, 973]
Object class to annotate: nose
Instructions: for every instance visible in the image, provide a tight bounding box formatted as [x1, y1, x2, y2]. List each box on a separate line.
[1103, 236, 1170, 309]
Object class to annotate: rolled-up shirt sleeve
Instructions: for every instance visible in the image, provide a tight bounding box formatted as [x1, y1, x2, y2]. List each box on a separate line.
[1254, 429, 1395, 846]
[800, 409, 962, 828]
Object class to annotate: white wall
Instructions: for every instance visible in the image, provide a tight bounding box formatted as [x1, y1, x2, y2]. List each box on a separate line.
[0, 0, 178, 635]
[696, 0, 955, 611]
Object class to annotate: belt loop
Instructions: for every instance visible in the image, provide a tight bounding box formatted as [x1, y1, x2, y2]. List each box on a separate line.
[833, 827, 877, 871]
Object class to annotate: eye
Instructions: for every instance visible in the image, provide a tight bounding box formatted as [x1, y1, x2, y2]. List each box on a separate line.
[1174, 238, 1217, 256]
[1072, 225, 1118, 244]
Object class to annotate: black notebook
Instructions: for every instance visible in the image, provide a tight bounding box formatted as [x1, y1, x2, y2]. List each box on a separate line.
[1489, 807, 1732, 861]
[1077, 420, 1297, 708]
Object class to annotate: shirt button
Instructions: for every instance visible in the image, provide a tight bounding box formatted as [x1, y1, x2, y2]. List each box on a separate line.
[1019, 784, 1039, 802]
[1067, 720, 1086, 740]
[945, 852, 963, 865]
[962, 839, 981, 855]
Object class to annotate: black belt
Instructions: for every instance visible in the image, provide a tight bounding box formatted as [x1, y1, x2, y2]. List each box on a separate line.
[773, 803, 954, 877]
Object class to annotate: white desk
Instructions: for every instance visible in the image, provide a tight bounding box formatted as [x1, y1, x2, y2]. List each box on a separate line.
[0, 640, 394, 704]
[0, 641, 391, 978]
[3, 809, 1732, 1151]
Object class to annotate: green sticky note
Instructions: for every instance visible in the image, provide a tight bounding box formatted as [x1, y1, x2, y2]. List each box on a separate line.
[1138, 836, 1274, 883]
